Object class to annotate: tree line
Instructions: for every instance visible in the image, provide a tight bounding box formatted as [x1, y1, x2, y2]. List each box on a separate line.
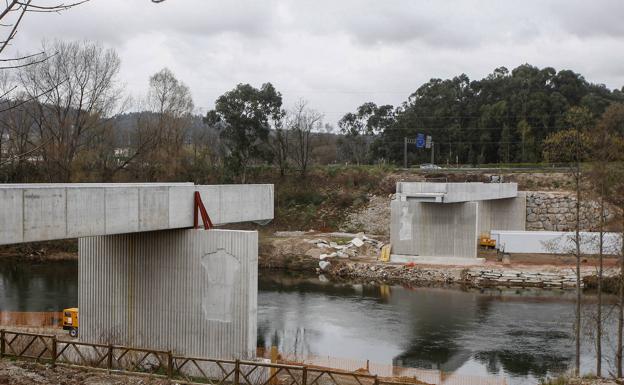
[0, 40, 342, 183]
[2, 40, 624, 184]
[341, 65, 624, 166]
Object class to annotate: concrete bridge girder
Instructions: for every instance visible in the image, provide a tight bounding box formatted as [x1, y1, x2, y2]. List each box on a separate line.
[0, 183, 273, 245]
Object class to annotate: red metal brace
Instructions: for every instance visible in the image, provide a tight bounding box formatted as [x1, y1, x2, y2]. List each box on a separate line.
[194, 191, 214, 230]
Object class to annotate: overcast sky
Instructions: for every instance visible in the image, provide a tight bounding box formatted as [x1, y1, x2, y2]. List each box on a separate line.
[11, 0, 624, 125]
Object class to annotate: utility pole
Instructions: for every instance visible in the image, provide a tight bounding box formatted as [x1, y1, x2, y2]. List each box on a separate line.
[431, 142, 435, 165]
[404, 137, 407, 169]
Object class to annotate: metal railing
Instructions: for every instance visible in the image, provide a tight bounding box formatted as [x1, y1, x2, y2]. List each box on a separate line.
[0, 329, 403, 385]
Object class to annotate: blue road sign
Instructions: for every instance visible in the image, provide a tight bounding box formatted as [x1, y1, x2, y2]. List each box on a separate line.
[416, 133, 425, 148]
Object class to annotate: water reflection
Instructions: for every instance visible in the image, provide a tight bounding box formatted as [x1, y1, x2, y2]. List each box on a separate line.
[257, 271, 617, 385]
[0, 260, 77, 311]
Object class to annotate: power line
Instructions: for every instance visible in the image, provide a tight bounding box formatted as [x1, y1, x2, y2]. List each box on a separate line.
[402, 140, 527, 145]
[384, 125, 567, 131]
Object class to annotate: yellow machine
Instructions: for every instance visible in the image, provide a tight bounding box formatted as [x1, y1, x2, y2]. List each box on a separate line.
[62, 308, 79, 337]
[379, 244, 392, 262]
[479, 235, 496, 249]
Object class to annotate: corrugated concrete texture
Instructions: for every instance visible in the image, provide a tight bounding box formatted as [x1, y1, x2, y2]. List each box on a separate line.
[390, 201, 479, 258]
[0, 183, 273, 245]
[396, 182, 518, 203]
[78, 229, 257, 359]
[491, 230, 622, 255]
[477, 192, 527, 236]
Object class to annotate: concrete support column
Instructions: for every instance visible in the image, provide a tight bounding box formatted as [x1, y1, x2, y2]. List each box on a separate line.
[391, 201, 479, 259]
[78, 229, 257, 359]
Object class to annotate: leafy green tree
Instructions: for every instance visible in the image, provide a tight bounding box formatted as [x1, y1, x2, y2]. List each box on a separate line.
[339, 102, 394, 164]
[205, 83, 284, 182]
[369, 64, 623, 166]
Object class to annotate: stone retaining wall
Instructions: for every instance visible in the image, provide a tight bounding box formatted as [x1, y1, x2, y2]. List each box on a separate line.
[525, 191, 614, 231]
[467, 269, 580, 288]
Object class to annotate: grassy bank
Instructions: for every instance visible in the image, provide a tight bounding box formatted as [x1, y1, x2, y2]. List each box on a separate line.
[0, 239, 78, 261]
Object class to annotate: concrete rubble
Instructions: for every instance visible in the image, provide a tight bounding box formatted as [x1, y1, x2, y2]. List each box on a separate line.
[305, 234, 385, 272]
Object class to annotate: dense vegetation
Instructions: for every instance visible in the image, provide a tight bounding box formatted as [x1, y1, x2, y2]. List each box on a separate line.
[341, 65, 624, 166]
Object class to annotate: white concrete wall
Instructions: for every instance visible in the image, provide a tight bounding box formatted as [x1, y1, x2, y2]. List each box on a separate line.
[492, 230, 623, 255]
[78, 229, 257, 359]
[0, 184, 274, 245]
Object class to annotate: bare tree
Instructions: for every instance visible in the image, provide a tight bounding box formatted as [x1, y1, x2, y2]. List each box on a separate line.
[0, 1, 88, 58]
[289, 100, 322, 177]
[132, 68, 194, 181]
[593, 104, 624, 377]
[271, 122, 290, 177]
[588, 118, 619, 377]
[17, 40, 122, 182]
[543, 107, 593, 376]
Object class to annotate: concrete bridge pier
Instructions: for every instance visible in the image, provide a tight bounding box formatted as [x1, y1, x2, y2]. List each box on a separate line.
[390, 182, 526, 264]
[78, 229, 258, 359]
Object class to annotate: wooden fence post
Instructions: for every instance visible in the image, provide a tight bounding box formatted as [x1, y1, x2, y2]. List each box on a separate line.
[234, 359, 240, 385]
[0, 329, 5, 358]
[302, 366, 308, 385]
[374, 375, 379, 385]
[51, 336, 57, 367]
[270, 346, 278, 385]
[107, 344, 113, 373]
[167, 351, 173, 378]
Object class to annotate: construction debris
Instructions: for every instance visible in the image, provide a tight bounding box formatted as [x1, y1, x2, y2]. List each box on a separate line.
[306, 234, 384, 263]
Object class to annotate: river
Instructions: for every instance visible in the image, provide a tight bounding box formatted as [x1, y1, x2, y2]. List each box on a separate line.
[0, 260, 618, 385]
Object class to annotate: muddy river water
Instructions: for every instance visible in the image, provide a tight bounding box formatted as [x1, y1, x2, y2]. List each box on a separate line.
[0, 260, 618, 385]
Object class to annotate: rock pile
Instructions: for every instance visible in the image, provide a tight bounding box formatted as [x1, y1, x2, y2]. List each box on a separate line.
[339, 194, 392, 236]
[328, 262, 460, 285]
[467, 269, 580, 288]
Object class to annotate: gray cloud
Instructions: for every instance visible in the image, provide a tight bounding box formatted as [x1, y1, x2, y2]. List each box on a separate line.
[5, 0, 624, 124]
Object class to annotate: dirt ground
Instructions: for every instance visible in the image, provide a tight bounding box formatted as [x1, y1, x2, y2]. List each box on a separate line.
[0, 359, 169, 385]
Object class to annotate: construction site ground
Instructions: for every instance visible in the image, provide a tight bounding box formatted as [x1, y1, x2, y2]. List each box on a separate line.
[0, 359, 169, 385]
[259, 231, 620, 290]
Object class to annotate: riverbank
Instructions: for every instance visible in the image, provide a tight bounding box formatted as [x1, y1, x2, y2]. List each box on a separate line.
[542, 376, 620, 385]
[260, 231, 620, 290]
[0, 239, 77, 262]
[1, 230, 619, 291]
